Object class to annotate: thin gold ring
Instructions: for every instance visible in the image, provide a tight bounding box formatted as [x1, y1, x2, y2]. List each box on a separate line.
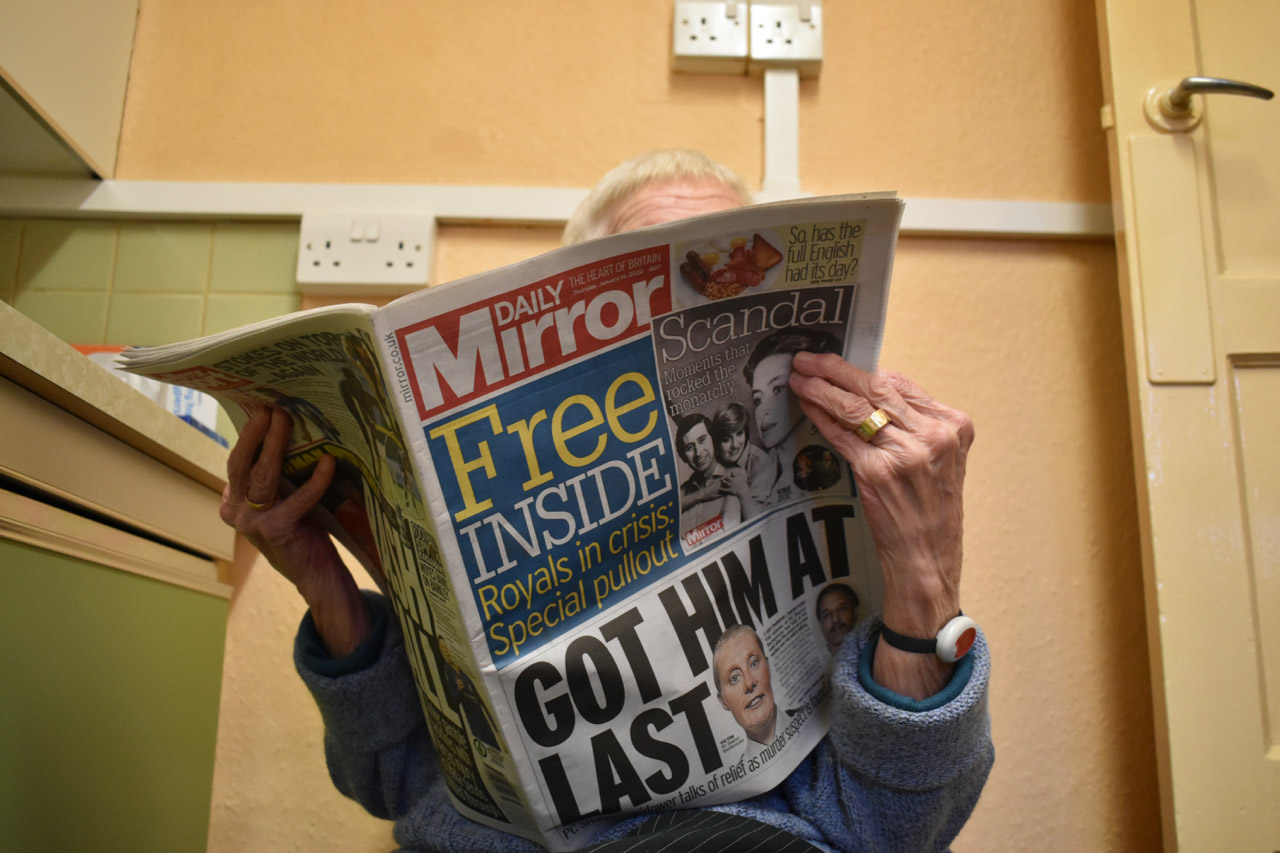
[855, 408, 892, 442]
[245, 496, 274, 511]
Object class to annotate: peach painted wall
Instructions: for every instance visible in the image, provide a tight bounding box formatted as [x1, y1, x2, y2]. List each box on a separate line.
[119, 0, 1108, 202]
[115, 1, 1160, 850]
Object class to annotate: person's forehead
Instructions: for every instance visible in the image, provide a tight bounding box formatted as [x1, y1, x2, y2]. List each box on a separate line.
[820, 587, 854, 608]
[718, 631, 762, 663]
[608, 178, 746, 235]
[685, 422, 709, 441]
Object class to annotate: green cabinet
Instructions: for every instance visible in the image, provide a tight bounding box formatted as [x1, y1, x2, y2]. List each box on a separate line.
[2, 291, 233, 851]
[0, 537, 228, 852]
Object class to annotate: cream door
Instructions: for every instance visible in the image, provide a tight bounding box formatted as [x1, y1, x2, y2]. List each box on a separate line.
[1095, 0, 1279, 849]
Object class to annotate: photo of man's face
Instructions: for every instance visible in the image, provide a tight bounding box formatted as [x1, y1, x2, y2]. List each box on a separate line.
[680, 421, 716, 476]
[714, 627, 777, 745]
[751, 353, 803, 449]
[816, 583, 858, 653]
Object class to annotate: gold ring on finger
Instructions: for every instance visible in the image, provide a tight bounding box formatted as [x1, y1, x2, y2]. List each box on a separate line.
[245, 496, 274, 511]
[855, 408, 892, 442]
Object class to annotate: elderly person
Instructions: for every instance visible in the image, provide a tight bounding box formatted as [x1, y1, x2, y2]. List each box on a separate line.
[222, 149, 991, 852]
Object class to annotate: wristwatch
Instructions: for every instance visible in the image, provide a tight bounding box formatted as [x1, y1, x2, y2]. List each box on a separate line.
[879, 614, 977, 663]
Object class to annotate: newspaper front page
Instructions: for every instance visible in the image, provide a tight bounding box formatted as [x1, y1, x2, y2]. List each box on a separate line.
[374, 195, 903, 849]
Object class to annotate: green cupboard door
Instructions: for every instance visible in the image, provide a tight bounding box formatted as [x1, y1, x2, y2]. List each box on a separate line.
[0, 538, 228, 853]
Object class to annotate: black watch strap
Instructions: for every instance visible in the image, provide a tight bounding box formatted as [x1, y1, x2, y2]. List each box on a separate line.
[879, 611, 974, 661]
[878, 622, 940, 654]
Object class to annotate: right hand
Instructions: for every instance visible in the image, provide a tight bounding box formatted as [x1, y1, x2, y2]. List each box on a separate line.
[789, 355, 974, 699]
[220, 407, 370, 656]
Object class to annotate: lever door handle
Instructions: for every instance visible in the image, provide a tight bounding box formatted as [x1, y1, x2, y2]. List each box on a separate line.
[1144, 76, 1275, 131]
[1160, 76, 1274, 116]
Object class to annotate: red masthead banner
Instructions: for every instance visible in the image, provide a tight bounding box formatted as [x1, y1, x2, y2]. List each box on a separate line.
[398, 247, 671, 420]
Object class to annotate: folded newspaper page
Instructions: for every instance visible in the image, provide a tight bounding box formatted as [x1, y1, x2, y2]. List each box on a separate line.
[120, 193, 903, 851]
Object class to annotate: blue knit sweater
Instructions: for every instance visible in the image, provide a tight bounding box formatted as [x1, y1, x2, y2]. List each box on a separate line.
[295, 593, 992, 852]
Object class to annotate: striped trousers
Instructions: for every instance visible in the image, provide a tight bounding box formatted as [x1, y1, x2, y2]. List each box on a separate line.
[582, 809, 821, 853]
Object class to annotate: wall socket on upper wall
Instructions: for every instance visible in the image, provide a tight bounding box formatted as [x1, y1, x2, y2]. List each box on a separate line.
[748, 2, 823, 77]
[672, 1, 822, 77]
[295, 213, 435, 292]
[672, 1, 749, 74]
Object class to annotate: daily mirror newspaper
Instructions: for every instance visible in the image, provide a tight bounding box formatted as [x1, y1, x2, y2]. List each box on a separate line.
[119, 193, 903, 851]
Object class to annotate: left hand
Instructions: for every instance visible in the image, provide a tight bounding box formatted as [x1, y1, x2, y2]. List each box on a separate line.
[788, 352, 975, 698]
[220, 407, 370, 657]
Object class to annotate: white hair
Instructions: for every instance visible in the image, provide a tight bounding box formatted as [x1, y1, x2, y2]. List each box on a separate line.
[562, 149, 752, 245]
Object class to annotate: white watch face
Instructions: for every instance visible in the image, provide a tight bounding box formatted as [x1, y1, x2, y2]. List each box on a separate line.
[936, 615, 977, 663]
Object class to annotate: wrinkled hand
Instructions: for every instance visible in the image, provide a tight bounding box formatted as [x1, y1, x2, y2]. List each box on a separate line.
[789, 352, 974, 698]
[220, 407, 369, 656]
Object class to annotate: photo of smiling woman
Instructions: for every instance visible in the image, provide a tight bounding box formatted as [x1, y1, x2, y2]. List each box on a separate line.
[712, 624, 782, 769]
[710, 402, 771, 506]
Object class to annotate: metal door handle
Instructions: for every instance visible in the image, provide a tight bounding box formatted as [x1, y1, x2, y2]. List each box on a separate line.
[1160, 76, 1274, 116]
[1144, 76, 1275, 132]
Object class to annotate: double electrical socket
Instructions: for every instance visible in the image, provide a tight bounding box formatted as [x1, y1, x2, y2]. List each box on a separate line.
[672, 1, 822, 76]
[295, 213, 435, 292]
[672, 1, 749, 74]
[748, 3, 823, 77]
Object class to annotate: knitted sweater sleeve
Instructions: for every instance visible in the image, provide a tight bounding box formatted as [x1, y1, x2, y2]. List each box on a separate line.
[294, 591, 440, 820]
[781, 618, 994, 853]
[297, 595, 991, 853]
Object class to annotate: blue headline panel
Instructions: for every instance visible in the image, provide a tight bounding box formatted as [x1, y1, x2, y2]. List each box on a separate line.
[425, 337, 687, 667]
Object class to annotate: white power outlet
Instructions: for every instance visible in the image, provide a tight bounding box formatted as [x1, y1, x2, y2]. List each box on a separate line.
[748, 2, 823, 77]
[296, 213, 434, 291]
[672, 1, 749, 74]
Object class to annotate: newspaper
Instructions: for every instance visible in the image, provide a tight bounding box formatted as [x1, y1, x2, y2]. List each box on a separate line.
[119, 193, 903, 851]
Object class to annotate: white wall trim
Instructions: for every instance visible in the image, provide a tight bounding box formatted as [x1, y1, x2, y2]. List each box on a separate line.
[0, 175, 1114, 239]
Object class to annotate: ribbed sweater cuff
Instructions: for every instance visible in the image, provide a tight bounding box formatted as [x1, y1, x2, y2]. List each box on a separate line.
[832, 618, 991, 791]
[297, 593, 388, 677]
[294, 591, 422, 751]
[858, 626, 974, 712]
